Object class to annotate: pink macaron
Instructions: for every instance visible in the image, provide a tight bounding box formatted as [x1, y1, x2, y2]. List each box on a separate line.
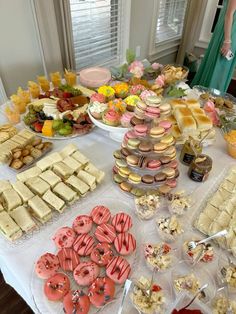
[124, 131, 137, 143]
[166, 179, 177, 188]
[113, 166, 118, 174]
[134, 124, 148, 137]
[167, 160, 178, 169]
[159, 120, 172, 131]
[145, 106, 160, 118]
[147, 159, 161, 170]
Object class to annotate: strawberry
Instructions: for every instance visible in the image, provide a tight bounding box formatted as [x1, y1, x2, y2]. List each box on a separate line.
[152, 284, 161, 292]
[62, 91, 72, 98]
[162, 243, 171, 254]
[33, 121, 43, 132]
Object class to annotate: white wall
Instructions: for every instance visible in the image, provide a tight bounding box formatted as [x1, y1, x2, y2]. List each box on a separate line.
[0, 0, 44, 96]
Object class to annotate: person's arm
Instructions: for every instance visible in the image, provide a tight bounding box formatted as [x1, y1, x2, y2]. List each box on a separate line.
[221, 0, 236, 56]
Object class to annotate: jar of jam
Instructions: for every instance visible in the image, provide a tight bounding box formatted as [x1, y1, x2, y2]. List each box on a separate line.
[180, 139, 202, 165]
[188, 154, 212, 182]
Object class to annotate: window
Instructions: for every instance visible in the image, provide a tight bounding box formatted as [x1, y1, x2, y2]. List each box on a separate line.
[155, 0, 187, 44]
[69, 0, 127, 70]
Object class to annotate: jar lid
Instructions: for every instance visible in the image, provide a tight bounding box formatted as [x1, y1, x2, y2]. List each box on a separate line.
[193, 154, 212, 169]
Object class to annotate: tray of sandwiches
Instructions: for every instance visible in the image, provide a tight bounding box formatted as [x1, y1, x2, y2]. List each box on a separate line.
[167, 98, 215, 146]
[0, 144, 105, 249]
[193, 165, 236, 257]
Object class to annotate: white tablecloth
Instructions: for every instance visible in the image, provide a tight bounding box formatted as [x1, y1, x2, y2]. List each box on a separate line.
[0, 118, 234, 313]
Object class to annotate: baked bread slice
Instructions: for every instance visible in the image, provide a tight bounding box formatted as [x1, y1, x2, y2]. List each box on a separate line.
[2, 188, 22, 211]
[39, 170, 61, 187]
[174, 107, 192, 121]
[185, 99, 200, 109]
[194, 114, 212, 130]
[25, 177, 50, 196]
[0, 211, 22, 241]
[177, 116, 197, 134]
[42, 189, 65, 213]
[66, 175, 90, 197]
[169, 99, 186, 109]
[28, 195, 52, 223]
[12, 181, 34, 203]
[53, 182, 78, 204]
[10, 206, 36, 232]
[16, 166, 42, 182]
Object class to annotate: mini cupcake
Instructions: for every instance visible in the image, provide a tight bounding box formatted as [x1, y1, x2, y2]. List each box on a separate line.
[140, 90, 156, 101]
[108, 99, 126, 113]
[120, 112, 134, 128]
[113, 82, 129, 98]
[97, 85, 115, 101]
[129, 84, 146, 96]
[124, 95, 140, 112]
[102, 109, 121, 126]
[90, 92, 106, 103]
[89, 101, 107, 119]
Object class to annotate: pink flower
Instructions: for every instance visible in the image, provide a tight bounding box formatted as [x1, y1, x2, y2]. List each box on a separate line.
[155, 75, 165, 88]
[90, 93, 106, 103]
[204, 100, 215, 113]
[128, 60, 144, 78]
[151, 62, 163, 70]
[204, 101, 220, 126]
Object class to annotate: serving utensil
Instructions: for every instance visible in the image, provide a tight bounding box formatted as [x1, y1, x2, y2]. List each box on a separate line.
[182, 283, 208, 309]
[144, 267, 157, 299]
[117, 279, 132, 314]
[187, 229, 228, 250]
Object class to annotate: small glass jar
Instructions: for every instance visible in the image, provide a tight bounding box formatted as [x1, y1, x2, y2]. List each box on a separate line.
[188, 154, 212, 182]
[180, 139, 202, 165]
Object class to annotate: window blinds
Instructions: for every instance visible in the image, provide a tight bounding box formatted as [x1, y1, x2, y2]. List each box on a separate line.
[69, 0, 123, 70]
[156, 0, 187, 44]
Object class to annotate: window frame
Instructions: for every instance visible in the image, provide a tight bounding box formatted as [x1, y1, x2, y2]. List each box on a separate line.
[69, 0, 131, 71]
[148, 0, 188, 61]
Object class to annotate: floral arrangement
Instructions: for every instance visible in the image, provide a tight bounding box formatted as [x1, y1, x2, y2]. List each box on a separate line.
[107, 99, 126, 113]
[97, 85, 115, 101]
[113, 82, 129, 98]
[110, 49, 163, 81]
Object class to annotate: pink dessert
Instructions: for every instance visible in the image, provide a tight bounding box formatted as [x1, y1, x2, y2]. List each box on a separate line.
[73, 261, 100, 286]
[145, 106, 160, 118]
[120, 112, 134, 128]
[134, 124, 148, 137]
[35, 253, 60, 279]
[166, 179, 177, 188]
[168, 160, 178, 169]
[147, 159, 161, 170]
[52, 227, 77, 249]
[140, 90, 156, 101]
[44, 273, 70, 301]
[90, 205, 111, 225]
[102, 109, 121, 127]
[57, 248, 80, 272]
[106, 256, 131, 284]
[159, 120, 172, 131]
[88, 277, 115, 308]
[114, 232, 136, 255]
[112, 212, 133, 233]
[90, 242, 114, 266]
[73, 233, 95, 256]
[63, 290, 90, 314]
[90, 93, 106, 103]
[94, 223, 116, 243]
[72, 215, 93, 234]
[129, 84, 146, 95]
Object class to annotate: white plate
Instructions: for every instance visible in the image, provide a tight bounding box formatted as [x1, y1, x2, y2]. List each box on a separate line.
[31, 197, 140, 314]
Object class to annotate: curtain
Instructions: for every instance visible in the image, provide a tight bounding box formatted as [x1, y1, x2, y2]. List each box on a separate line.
[176, 0, 207, 64]
[53, 0, 75, 71]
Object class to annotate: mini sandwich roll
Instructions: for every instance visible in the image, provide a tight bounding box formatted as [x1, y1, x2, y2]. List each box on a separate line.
[62, 156, 82, 173]
[39, 170, 61, 188]
[66, 175, 90, 197]
[169, 99, 186, 109]
[0, 211, 22, 241]
[71, 150, 89, 166]
[0, 180, 12, 194]
[10, 206, 36, 233]
[25, 177, 50, 196]
[16, 166, 42, 182]
[42, 190, 65, 213]
[84, 163, 105, 184]
[53, 182, 78, 204]
[178, 116, 197, 134]
[77, 170, 96, 190]
[2, 189, 22, 211]
[28, 195, 52, 224]
[60, 143, 78, 158]
[53, 162, 74, 179]
[12, 181, 34, 203]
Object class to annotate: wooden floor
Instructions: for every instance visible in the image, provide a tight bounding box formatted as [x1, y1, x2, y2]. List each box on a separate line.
[0, 272, 33, 314]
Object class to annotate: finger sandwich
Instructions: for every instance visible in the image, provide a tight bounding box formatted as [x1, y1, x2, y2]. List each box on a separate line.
[0, 180, 12, 194]
[62, 156, 82, 173]
[16, 166, 42, 182]
[53, 162, 74, 179]
[0, 211, 22, 241]
[60, 143, 78, 158]
[10, 206, 36, 233]
[72, 150, 89, 166]
[53, 182, 78, 204]
[42, 189, 65, 213]
[66, 175, 90, 197]
[77, 170, 96, 190]
[84, 163, 105, 184]
[2, 188, 22, 211]
[36, 152, 62, 171]
[28, 195, 52, 223]
[39, 170, 61, 188]
[12, 181, 34, 203]
[25, 177, 50, 196]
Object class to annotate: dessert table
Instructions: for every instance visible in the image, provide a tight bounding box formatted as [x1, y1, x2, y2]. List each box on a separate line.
[0, 110, 234, 313]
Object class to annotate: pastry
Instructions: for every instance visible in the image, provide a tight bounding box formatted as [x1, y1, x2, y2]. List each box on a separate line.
[39, 170, 61, 187]
[84, 162, 105, 184]
[53, 182, 78, 204]
[10, 206, 36, 233]
[120, 112, 134, 127]
[62, 156, 82, 173]
[149, 126, 165, 139]
[90, 205, 111, 225]
[72, 215, 93, 234]
[88, 277, 115, 308]
[66, 175, 90, 197]
[42, 189, 65, 213]
[102, 109, 121, 126]
[57, 248, 80, 272]
[28, 195, 52, 223]
[60, 143, 78, 158]
[106, 256, 131, 284]
[71, 150, 89, 165]
[53, 226, 77, 249]
[94, 223, 116, 243]
[114, 232, 136, 255]
[90, 243, 114, 266]
[89, 101, 107, 119]
[35, 253, 60, 279]
[44, 273, 70, 301]
[2, 188, 22, 211]
[0, 180, 12, 194]
[73, 261, 99, 286]
[25, 177, 50, 196]
[0, 211, 22, 241]
[12, 181, 34, 203]
[112, 212, 132, 233]
[73, 233, 95, 256]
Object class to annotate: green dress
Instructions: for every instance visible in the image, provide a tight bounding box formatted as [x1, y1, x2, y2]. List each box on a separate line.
[191, 0, 236, 92]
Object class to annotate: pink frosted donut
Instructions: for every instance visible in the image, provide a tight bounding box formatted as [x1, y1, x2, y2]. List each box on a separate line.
[44, 273, 70, 301]
[73, 233, 95, 256]
[35, 252, 60, 279]
[111, 212, 132, 233]
[88, 277, 115, 308]
[106, 256, 131, 284]
[90, 205, 111, 225]
[52, 227, 76, 249]
[63, 290, 90, 314]
[94, 223, 116, 243]
[57, 248, 80, 272]
[72, 215, 93, 234]
[90, 242, 114, 266]
[73, 261, 100, 286]
[114, 232, 136, 256]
